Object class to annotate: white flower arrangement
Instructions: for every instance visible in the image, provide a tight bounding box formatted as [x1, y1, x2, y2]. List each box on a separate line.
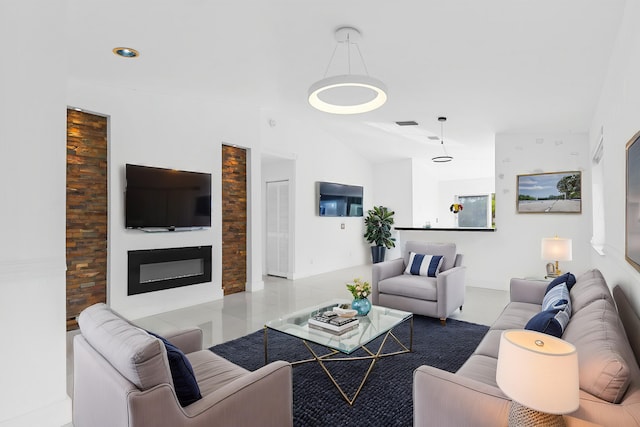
[346, 278, 371, 300]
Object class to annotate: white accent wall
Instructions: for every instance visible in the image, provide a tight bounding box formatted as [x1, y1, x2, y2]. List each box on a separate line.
[0, 2, 72, 426]
[589, 0, 640, 312]
[67, 82, 269, 319]
[65, 87, 377, 318]
[3, 2, 640, 425]
[435, 177, 494, 228]
[493, 133, 592, 284]
[259, 111, 375, 278]
[390, 132, 592, 290]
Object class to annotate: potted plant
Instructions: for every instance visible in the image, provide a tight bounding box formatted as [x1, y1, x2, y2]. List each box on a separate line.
[364, 205, 395, 263]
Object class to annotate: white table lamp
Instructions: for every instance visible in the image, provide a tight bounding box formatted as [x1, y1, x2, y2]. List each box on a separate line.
[541, 236, 572, 277]
[497, 330, 579, 427]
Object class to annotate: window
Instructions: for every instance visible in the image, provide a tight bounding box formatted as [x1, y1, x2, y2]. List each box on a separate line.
[457, 194, 494, 228]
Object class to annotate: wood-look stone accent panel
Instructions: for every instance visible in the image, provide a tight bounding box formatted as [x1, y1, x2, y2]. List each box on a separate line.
[66, 109, 108, 330]
[221, 145, 247, 295]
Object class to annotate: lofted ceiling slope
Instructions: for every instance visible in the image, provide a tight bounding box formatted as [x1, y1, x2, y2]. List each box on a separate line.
[66, 0, 626, 179]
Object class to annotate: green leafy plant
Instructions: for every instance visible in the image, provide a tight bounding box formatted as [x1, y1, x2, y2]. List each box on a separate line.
[363, 205, 396, 249]
[346, 278, 371, 299]
[557, 173, 581, 199]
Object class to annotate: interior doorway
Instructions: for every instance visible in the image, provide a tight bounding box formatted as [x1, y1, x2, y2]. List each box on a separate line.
[266, 180, 290, 277]
[221, 144, 247, 295]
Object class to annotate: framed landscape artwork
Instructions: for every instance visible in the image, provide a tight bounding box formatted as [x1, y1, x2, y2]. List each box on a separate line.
[626, 131, 640, 272]
[516, 171, 582, 214]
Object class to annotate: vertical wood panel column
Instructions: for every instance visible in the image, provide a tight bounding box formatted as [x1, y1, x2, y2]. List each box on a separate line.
[221, 145, 247, 295]
[66, 109, 108, 329]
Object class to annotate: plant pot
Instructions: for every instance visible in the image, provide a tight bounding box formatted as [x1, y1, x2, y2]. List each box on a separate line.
[371, 246, 386, 264]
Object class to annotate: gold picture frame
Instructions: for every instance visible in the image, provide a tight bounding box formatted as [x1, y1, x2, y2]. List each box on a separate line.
[516, 171, 582, 214]
[625, 131, 640, 272]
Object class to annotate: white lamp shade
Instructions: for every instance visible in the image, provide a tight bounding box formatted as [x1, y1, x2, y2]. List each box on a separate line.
[496, 330, 579, 415]
[541, 237, 573, 261]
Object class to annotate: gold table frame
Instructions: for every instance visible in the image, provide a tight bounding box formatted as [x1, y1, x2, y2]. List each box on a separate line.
[264, 315, 413, 405]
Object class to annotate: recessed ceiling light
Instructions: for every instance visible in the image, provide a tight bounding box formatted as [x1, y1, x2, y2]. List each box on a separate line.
[112, 47, 140, 58]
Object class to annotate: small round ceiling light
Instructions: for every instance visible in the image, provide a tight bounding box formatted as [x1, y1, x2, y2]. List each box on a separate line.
[112, 47, 140, 58]
[308, 27, 387, 115]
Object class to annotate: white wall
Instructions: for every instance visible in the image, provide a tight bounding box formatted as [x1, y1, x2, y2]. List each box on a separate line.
[0, 2, 72, 425]
[67, 82, 378, 319]
[589, 0, 640, 313]
[493, 133, 592, 282]
[386, 159, 494, 229]
[394, 132, 592, 290]
[436, 177, 494, 228]
[412, 159, 439, 228]
[67, 82, 267, 319]
[260, 113, 375, 278]
[373, 159, 413, 261]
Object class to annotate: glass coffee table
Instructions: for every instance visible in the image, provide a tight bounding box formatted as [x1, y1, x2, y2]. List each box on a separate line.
[264, 300, 413, 405]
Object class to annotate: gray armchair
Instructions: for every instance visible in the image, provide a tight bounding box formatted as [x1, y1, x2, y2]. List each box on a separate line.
[371, 241, 466, 325]
[73, 303, 293, 427]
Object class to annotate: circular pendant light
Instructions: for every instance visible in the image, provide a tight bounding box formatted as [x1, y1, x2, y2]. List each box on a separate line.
[432, 116, 453, 162]
[308, 27, 387, 114]
[308, 74, 387, 114]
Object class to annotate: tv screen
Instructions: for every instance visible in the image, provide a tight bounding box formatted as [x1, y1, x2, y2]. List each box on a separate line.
[317, 181, 363, 217]
[125, 164, 211, 229]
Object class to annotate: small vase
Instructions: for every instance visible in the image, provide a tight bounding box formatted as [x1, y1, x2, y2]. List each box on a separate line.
[351, 298, 372, 316]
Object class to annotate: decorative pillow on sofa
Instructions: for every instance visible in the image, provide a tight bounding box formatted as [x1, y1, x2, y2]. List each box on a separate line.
[148, 331, 202, 407]
[404, 252, 444, 277]
[525, 309, 570, 338]
[542, 283, 572, 316]
[545, 272, 577, 294]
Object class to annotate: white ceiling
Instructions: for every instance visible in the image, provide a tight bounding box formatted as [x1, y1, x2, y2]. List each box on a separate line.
[66, 0, 626, 179]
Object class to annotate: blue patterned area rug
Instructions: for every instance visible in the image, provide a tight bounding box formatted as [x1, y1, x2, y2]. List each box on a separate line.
[209, 315, 488, 427]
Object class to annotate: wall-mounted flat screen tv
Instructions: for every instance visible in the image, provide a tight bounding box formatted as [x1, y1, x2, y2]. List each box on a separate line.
[125, 164, 212, 229]
[317, 181, 363, 217]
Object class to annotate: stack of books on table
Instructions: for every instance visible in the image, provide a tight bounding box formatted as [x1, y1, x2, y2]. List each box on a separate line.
[308, 311, 359, 335]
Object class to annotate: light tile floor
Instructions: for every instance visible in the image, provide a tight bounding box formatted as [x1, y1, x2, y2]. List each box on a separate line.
[130, 265, 509, 347]
[65, 264, 510, 423]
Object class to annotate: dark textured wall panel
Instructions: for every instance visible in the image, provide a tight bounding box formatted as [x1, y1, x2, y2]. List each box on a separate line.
[66, 109, 108, 330]
[221, 145, 247, 295]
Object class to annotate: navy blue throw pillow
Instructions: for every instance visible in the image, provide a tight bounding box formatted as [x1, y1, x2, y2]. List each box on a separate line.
[148, 331, 202, 406]
[545, 272, 577, 294]
[524, 309, 570, 338]
[403, 252, 444, 277]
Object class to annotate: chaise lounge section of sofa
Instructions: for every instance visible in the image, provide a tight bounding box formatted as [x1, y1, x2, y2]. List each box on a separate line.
[414, 269, 640, 427]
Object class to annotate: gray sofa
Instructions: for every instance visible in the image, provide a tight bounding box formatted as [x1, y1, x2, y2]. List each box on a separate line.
[372, 241, 466, 325]
[414, 269, 640, 427]
[73, 303, 293, 427]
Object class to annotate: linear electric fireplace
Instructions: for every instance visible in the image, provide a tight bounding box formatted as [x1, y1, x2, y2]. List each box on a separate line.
[128, 246, 212, 295]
